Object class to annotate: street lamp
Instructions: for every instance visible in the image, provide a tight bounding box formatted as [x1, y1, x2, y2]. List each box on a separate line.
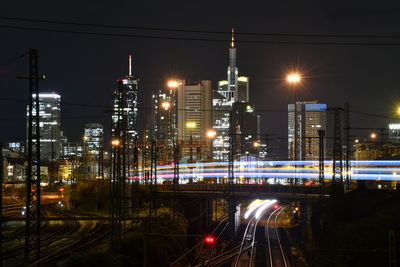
[206, 130, 216, 138]
[167, 80, 179, 89]
[253, 141, 260, 148]
[287, 72, 302, 187]
[167, 79, 180, 144]
[370, 133, 377, 140]
[287, 73, 301, 84]
[161, 101, 170, 110]
[111, 139, 120, 147]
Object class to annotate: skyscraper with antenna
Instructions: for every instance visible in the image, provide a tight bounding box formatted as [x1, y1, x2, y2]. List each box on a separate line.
[112, 55, 139, 142]
[212, 28, 250, 160]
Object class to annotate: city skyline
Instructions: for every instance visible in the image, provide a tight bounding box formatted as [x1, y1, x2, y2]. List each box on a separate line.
[2, 3, 400, 266]
[2, 3, 400, 143]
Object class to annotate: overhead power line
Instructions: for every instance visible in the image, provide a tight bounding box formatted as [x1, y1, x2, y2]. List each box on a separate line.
[2, 16, 400, 39]
[3, 24, 400, 46]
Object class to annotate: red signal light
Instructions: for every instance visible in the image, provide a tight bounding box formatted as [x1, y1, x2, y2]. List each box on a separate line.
[204, 235, 215, 245]
[273, 204, 279, 209]
[59, 188, 65, 192]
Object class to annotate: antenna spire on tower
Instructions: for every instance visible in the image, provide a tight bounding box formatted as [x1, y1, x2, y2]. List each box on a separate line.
[231, 28, 235, 48]
[129, 54, 132, 76]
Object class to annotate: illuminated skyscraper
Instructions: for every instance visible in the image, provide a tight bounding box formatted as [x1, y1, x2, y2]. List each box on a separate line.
[150, 89, 176, 163]
[213, 29, 250, 160]
[112, 55, 139, 142]
[230, 102, 259, 155]
[84, 123, 104, 155]
[27, 92, 61, 160]
[389, 123, 400, 142]
[288, 101, 327, 160]
[177, 80, 212, 161]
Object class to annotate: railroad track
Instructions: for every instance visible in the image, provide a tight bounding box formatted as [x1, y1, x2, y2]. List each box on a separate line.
[264, 207, 289, 267]
[2, 203, 80, 263]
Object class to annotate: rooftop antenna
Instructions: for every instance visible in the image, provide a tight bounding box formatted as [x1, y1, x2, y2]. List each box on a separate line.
[231, 28, 235, 48]
[129, 54, 132, 76]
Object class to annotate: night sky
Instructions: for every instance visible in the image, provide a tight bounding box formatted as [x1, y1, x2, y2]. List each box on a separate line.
[1, 1, 400, 144]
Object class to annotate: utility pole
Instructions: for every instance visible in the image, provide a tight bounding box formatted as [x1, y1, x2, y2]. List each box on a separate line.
[17, 49, 45, 264]
[173, 144, 180, 193]
[110, 79, 124, 250]
[344, 103, 351, 191]
[318, 130, 325, 199]
[332, 107, 344, 195]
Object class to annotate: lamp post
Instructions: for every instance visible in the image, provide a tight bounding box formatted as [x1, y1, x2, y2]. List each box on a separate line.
[287, 72, 302, 187]
[168, 80, 180, 189]
[287, 73, 302, 160]
[167, 80, 180, 144]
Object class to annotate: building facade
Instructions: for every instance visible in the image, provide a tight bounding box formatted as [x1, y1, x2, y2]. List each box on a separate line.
[177, 80, 212, 162]
[230, 102, 259, 156]
[288, 101, 327, 160]
[27, 92, 62, 161]
[212, 29, 250, 161]
[112, 55, 139, 143]
[150, 89, 176, 163]
[84, 123, 104, 155]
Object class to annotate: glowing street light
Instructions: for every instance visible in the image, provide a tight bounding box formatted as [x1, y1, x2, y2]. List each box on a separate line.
[397, 106, 400, 116]
[206, 130, 217, 138]
[253, 141, 260, 148]
[111, 139, 120, 147]
[161, 101, 170, 110]
[287, 73, 301, 84]
[167, 80, 179, 89]
[370, 133, 377, 139]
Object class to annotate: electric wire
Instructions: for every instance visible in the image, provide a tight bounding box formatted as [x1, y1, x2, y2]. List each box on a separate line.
[2, 16, 400, 40]
[2, 24, 400, 46]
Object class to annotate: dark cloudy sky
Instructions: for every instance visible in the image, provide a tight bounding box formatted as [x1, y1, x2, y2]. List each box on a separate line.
[1, 1, 400, 143]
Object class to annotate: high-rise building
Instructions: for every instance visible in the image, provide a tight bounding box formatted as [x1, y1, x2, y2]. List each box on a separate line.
[112, 55, 139, 143]
[150, 89, 176, 163]
[389, 123, 400, 142]
[62, 142, 83, 158]
[83, 123, 104, 155]
[27, 92, 61, 160]
[231, 102, 259, 156]
[7, 142, 25, 154]
[177, 80, 212, 161]
[288, 101, 327, 160]
[212, 29, 250, 161]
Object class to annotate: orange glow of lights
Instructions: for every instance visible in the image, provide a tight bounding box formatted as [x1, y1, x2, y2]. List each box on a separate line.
[161, 101, 171, 110]
[206, 130, 217, 138]
[287, 73, 301, 83]
[111, 139, 120, 146]
[167, 80, 179, 88]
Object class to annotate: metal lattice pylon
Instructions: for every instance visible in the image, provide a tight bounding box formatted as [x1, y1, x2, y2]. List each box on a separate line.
[23, 49, 43, 264]
[318, 130, 325, 198]
[332, 107, 343, 184]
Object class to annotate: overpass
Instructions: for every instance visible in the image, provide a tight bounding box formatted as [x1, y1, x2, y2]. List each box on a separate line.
[156, 183, 329, 200]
